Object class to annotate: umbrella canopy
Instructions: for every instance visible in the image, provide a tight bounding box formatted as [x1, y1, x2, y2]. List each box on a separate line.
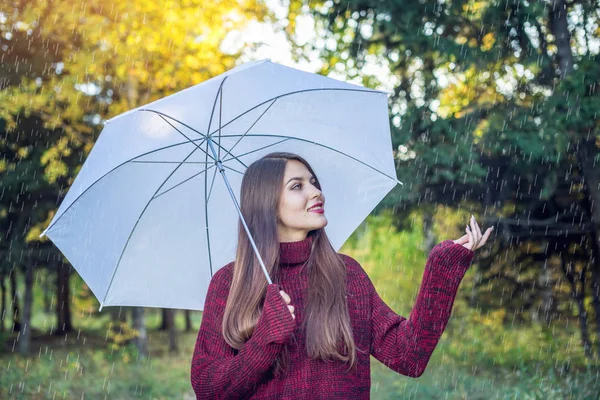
[40, 59, 402, 311]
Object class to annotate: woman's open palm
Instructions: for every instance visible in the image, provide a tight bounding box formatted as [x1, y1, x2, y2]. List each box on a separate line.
[453, 215, 493, 252]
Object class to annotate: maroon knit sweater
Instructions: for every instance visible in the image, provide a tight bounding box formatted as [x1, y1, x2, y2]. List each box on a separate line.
[190, 237, 474, 399]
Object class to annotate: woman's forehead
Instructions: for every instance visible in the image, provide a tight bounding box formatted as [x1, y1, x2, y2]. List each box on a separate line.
[283, 160, 311, 178]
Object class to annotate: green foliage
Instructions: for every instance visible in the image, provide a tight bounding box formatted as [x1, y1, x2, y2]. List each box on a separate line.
[104, 321, 140, 363]
[342, 212, 597, 378]
[288, 0, 600, 215]
[341, 209, 426, 312]
[293, 0, 600, 362]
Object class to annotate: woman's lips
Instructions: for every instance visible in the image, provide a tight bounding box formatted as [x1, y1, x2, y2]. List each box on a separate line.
[308, 207, 324, 214]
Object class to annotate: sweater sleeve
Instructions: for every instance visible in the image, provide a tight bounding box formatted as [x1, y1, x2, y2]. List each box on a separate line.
[367, 240, 474, 377]
[190, 270, 296, 400]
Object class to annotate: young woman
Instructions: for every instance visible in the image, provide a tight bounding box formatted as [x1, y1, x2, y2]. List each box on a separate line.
[190, 152, 493, 399]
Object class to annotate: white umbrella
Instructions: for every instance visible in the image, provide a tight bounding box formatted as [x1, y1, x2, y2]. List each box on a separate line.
[40, 59, 403, 311]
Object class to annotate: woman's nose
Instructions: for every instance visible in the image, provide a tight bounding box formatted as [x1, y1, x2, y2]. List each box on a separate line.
[311, 188, 323, 200]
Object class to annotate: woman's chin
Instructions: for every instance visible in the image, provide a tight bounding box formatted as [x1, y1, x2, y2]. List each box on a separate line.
[314, 217, 328, 229]
[302, 214, 328, 230]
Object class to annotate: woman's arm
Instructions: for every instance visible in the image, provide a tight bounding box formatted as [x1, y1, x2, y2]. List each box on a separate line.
[362, 240, 474, 377]
[190, 271, 296, 399]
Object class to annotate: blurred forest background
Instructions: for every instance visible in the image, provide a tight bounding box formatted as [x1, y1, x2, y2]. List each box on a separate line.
[1, 0, 599, 398]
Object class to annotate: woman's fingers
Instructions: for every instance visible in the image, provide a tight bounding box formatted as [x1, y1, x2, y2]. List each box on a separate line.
[280, 290, 291, 305]
[470, 216, 481, 247]
[280, 290, 295, 319]
[480, 227, 494, 246]
[467, 217, 477, 250]
[466, 224, 474, 250]
[475, 217, 484, 245]
[453, 234, 469, 245]
[455, 216, 494, 250]
[473, 216, 482, 234]
[468, 216, 495, 250]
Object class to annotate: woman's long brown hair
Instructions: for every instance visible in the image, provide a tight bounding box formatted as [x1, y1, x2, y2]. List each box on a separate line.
[221, 152, 357, 376]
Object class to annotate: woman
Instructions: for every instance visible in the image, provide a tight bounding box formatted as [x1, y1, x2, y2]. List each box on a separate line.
[190, 152, 493, 399]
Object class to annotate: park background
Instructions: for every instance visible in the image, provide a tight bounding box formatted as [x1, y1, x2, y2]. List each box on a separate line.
[1, 0, 599, 398]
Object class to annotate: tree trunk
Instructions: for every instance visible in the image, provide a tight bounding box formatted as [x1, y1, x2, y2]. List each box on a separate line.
[422, 209, 436, 252]
[185, 310, 192, 332]
[160, 308, 169, 331]
[576, 139, 600, 347]
[539, 259, 555, 326]
[0, 273, 6, 332]
[55, 262, 73, 334]
[43, 269, 52, 313]
[132, 307, 148, 359]
[560, 254, 594, 358]
[10, 269, 21, 332]
[549, 0, 574, 77]
[165, 308, 178, 353]
[17, 263, 34, 355]
[551, 0, 599, 352]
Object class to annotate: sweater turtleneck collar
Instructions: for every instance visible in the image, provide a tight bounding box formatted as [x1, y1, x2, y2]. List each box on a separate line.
[279, 235, 313, 266]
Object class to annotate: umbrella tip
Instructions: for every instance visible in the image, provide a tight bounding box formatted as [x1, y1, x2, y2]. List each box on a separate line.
[99, 303, 104, 312]
[396, 179, 404, 186]
[39, 230, 47, 238]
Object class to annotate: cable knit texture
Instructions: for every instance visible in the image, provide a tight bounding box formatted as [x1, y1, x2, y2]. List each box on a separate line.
[190, 237, 474, 399]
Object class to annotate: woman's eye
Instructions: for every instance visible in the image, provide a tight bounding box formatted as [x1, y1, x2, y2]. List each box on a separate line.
[293, 184, 301, 190]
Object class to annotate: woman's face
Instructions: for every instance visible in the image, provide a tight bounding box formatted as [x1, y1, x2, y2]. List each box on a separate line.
[277, 160, 327, 242]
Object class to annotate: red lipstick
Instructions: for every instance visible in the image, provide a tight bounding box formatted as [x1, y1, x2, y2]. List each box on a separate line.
[308, 202, 324, 214]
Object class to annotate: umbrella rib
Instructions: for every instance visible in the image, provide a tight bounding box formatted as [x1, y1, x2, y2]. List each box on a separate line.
[208, 75, 224, 204]
[222, 165, 244, 175]
[42, 137, 207, 235]
[206, 88, 379, 172]
[222, 138, 290, 164]
[218, 98, 278, 166]
[206, 77, 227, 138]
[131, 161, 211, 165]
[157, 114, 215, 162]
[204, 136, 214, 277]
[218, 80, 223, 161]
[201, 76, 240, 279]
[206, 163, 219, 203]
[140, 106, 244, 170]
[219, 134, 403, 185]
[207, 88, 381, 136]
[138, 107, 249, 171]
[138, 109, 206, 138]
[153, 164, 217, 200]
[217, 147, 247, 170]
[101, 145, 202, 309]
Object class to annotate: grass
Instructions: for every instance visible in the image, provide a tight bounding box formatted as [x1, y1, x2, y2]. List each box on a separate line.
[2, 327, 598, 399]
[1, 329, 197, 399]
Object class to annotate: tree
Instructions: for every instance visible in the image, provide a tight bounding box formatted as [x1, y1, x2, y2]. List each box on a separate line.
[0, 0, 269, 354]
[290, 0, 600, 356]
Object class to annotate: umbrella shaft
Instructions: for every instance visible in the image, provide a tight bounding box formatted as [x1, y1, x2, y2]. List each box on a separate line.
[206, 138, 272, 285]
